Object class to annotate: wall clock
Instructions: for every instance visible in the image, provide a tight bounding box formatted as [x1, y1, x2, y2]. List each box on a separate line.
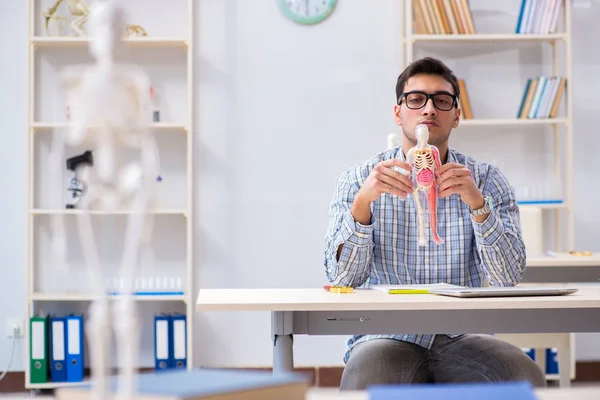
[278, 0, 337, 25]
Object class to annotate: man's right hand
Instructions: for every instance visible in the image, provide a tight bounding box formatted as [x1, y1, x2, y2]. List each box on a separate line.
[351, 159, 413, 225]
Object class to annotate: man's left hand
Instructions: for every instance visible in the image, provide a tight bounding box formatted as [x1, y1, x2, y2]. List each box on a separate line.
[435, 162, 484, 210]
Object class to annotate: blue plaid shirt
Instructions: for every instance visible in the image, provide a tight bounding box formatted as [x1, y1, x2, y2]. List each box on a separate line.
[324, 146, 526, 363]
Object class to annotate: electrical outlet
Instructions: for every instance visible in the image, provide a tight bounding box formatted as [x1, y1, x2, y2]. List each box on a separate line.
[6, 318, 24, 338]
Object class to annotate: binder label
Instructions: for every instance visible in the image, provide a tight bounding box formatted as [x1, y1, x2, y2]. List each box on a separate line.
[31, 321, 45, 360]
[174, 319, 186, 359]
[156, 320, 169, 360]
[68, 319, 81, 355]
[52, 321, 65, 361]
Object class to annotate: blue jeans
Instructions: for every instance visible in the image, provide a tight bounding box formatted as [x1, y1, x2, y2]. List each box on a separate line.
[339, 334, 547, 389]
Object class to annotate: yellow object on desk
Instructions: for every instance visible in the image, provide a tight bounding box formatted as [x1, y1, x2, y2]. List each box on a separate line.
[387, 289, 430, 294]
[569, 251, 593, 256]
[369, 283, 466, 294]
[324, 285, 354, 294]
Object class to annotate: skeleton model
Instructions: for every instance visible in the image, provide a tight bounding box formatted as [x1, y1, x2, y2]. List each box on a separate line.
[42, 0, 67, 36]
[126, 24, 148, 37]
[41, 0, 90, 36]
[387, 133, 399, 149]
[68, 0, 90, 36]
[48, 1, 158, 399]
[406, 124, 444, 246]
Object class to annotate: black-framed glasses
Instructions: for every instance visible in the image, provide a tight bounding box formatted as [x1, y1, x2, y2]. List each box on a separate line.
[398, 90, 457, 111]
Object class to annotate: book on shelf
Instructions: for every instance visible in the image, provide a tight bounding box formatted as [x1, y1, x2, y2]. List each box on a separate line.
[457, 79, 473, 120]
[517, 76, 566, 119]
[413, 0, 476, 35]
[516, 0, 563, 34]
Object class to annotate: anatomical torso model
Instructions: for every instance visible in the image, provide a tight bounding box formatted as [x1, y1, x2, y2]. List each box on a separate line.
[48, 1, 159, 400]
[406, 124, 444, 246]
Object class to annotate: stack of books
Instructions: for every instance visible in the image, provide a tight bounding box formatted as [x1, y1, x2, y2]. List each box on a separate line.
[413, 0, 476, 35]
[517, 76, 566, 119]
[516, 0, 563, 34]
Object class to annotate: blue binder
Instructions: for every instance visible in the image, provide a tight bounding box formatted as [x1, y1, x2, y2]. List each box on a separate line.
[524, 347, 560, 374]
[546, 348, 559, 374]
[170, 314, 187, 369]
[154, 315, 172, 370]
[49, 316, 67, 382]
[65, 315, 84, 382]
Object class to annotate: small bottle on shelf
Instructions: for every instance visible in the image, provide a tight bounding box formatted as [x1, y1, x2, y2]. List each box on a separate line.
[150, 86, 160, 122]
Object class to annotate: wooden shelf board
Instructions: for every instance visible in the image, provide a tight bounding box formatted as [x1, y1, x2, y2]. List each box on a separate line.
[517, 202, 567, 209]
[458, 118, 568, 126]
[31, 36, 188, 47]
[30, 122, 187, 131]
[26, 380, 89, 389]
[31, 209, 187, 215]
[410, 33, 567, 43]
[30, 292, 185, 302]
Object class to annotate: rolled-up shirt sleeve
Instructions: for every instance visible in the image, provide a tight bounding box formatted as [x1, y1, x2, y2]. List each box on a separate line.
[472, 166, 526, 287]
[324, 169, 375, 287]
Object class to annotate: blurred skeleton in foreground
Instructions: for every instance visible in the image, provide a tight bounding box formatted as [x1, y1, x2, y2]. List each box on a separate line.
[48, 1, 159, 399]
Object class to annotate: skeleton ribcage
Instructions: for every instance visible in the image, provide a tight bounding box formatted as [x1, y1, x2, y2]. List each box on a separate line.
[413, 150, 435, 171]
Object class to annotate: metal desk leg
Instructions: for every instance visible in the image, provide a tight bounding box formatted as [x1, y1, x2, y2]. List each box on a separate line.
[272, 311, 294, 373]
[274, 334, 294, 373]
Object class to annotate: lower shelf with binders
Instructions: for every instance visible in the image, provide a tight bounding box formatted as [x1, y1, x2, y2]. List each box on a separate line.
[154, 313, 188, 371]
[28, 309, 188, 387]
[30, 314, 85, 385]
[524, 347, 564, 377]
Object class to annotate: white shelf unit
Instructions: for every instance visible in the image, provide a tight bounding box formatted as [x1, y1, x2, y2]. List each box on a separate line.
[25, 0, 194, 390]
[402, 0, 574, 252]
[402, 0, 574, 384]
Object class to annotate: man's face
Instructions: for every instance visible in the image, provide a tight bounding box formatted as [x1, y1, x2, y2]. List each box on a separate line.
[393, 73, 460, 148]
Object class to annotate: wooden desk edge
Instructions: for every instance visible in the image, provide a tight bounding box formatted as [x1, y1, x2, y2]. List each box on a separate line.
[195, 290, 600, 312]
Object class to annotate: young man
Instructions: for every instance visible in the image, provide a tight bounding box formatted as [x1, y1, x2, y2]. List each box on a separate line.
[323, 57, 546, 389]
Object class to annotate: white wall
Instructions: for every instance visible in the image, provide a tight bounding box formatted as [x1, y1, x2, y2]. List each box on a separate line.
[1, 0, 600, 374]
[1, 0, 29, 373]
[193, 0, 403, 367]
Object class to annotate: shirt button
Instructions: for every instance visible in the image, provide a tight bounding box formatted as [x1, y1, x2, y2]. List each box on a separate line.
[483, 232, 489, 238]
[425, 223, 430, 228]
[425, 258, 429, 263]
[489, 281, 495, 286]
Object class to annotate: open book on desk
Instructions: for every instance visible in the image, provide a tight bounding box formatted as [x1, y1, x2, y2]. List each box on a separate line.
[369, 282, 466, 294]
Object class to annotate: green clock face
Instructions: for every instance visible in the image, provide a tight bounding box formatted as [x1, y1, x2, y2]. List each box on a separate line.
[278, 0, 337, 25]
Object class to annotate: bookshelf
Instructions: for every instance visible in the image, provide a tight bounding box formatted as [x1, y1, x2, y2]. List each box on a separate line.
[25, 0, 194, 389]
[402, 0, 575, 384]
[403, 0, 574, 252]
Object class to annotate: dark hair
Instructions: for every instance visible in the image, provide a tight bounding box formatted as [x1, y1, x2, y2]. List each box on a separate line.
[395, 57, 460, 104]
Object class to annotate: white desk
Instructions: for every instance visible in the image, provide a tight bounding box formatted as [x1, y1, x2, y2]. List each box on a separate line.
[515, 255, 600, 385]
[196, 284, 600, 373]
[527, 254, 600, 267]
[306, 387, 600, 400]
[524, 254, 600, 282]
